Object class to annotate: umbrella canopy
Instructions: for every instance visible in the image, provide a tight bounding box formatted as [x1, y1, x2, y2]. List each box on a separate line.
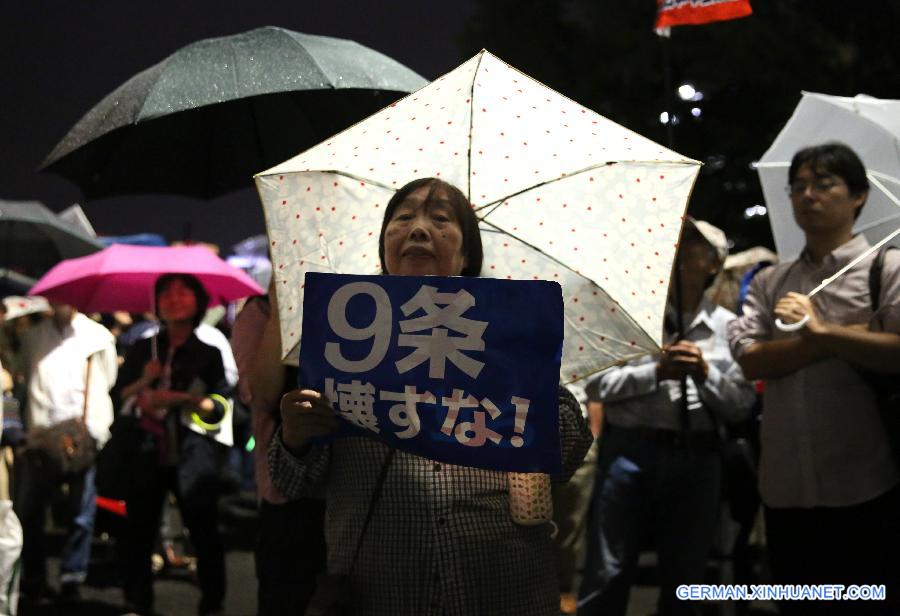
[58, 203, 96, 238]
[0, 269, 38, 297]
[0, 199, 103, 277]
[98, 233, 167, 247]
[757, 92, 900, 261]
[255, 50, 700, 382]
[29, 244, 263, 313]
[42, 26, 428, 199]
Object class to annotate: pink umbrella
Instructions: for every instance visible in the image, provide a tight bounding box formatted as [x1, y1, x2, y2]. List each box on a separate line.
[29, 244, 263, 313]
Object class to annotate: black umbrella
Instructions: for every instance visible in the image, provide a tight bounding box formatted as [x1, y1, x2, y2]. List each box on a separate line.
[0, 199, 103, 277]
[41, 26, 428, 199]
[0, 269, 37, 297]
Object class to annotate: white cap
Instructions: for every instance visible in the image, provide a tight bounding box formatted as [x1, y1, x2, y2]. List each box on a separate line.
[685, 217, 728, 262]
[2, 296, 50, 320]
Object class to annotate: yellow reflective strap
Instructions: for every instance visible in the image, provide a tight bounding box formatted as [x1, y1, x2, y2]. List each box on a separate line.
[190, 394, 230, 431]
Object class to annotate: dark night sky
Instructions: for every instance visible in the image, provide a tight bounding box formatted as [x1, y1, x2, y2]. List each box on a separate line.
[1, 0, 476, 251]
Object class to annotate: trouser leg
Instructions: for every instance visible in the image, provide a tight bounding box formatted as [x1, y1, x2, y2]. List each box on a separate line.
[655, 450, 721, 616]
[177, 434, 225, 614]
[552, 440, 598, 593]
[59, 465, 97, 584]
[766, 487, 900, 616]
[578, 431, 649, 616]
[255, 498, 326, 616]
[121, 454, 168, 614]
[12, 452, 51, 594]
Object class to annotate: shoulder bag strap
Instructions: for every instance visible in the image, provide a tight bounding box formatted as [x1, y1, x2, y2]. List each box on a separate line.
[82, 353, 93, 424]
[348, 448, 396, 576]
[869, 245, 896, 313]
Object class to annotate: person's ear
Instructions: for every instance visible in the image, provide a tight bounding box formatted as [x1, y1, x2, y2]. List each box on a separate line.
[852, 190, 868, 213]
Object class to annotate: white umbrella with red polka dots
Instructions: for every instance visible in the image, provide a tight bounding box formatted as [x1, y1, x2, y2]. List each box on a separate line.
[255, 50, 700, 382]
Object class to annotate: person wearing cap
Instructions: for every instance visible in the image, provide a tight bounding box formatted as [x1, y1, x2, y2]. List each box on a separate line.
[578, 219, 755, 616]
[15, 303, 117, 603]
[727, 143, 900, 615]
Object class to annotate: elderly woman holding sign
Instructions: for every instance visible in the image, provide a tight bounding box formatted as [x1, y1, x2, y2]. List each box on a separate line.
[265, 178, 592, 616]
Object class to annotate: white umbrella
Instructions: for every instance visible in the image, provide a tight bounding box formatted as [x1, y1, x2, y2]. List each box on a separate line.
[255, 50, 700, 382]
[756, 92, 900, 261]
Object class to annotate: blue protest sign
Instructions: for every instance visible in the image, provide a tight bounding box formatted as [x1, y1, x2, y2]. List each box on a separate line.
[298, 272, 564, 472]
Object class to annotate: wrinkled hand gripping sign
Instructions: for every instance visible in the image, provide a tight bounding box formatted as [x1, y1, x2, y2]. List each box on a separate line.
[299, 273, 564, 472]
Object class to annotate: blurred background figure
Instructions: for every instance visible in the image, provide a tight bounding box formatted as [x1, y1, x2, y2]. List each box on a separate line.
[111, 274, 232, 616]
[231, 284, 326, 616]
[551, 381, 599, 615]
[14, 302, 117, 603]
[708, 246, 778, 314]
[578, 219, 756, 616]
[0, 351, 23, 616]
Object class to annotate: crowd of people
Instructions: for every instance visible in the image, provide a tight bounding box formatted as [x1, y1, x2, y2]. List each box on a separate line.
[0, 143, 898, 616]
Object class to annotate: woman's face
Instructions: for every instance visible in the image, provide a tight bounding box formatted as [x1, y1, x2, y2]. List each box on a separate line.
[157, 278, 198, 325]
[382, 186, 467, 277]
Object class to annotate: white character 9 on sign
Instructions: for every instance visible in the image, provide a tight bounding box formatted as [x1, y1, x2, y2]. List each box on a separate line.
[325, 282, 393, 372]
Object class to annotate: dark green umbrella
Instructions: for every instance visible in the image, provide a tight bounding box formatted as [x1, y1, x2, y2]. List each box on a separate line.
[0, 200, 103, 277]
[0, 269, 38, 297]
[41, 26, 428, 199]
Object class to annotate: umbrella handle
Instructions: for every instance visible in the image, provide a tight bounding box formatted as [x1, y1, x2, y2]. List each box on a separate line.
[775, 315, 809, 332]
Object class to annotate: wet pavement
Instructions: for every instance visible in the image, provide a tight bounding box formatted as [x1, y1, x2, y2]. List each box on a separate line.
[18, 492, 258, 616]
[16, 492, 777, 616]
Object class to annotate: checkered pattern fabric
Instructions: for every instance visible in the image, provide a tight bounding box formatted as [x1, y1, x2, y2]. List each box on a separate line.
[269, 386, 592, 615]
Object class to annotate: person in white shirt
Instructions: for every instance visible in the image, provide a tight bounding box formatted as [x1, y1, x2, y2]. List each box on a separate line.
[15, 304, 117, 602]
[579, 220, 755, 616]
[0, 356, 23, 616]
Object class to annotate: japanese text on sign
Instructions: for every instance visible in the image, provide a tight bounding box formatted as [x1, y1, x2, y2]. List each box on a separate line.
[299, 273, 564, 472]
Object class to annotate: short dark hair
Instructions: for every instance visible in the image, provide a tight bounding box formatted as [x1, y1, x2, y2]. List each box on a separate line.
[378, 178, 483, 277]
[154, 273, 209, 328]
[789, 142, 869, 219]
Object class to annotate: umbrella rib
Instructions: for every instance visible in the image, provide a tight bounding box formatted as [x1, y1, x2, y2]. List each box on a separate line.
[477, 221, 659, 346]
[567, 324, 647, 362]
[473, 162, 618, 216]
[806, 225, 900, 300]
[854, 212, 900, 235]
[852, 173, 900, 235]
[560, 349, 654, 385]
[279, 29, 333, 88]
[869, 170, 900, 188]
[331, 171, 397, 192]
[466, 52, 485, 202]
[471, 159, 696, 215]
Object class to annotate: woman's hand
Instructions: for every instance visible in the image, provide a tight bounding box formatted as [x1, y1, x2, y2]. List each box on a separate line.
[137, 389, 192, 419]
[141, 359, 163, 384]
[280, 389, 340, 455]
[119, 358, 165, 401]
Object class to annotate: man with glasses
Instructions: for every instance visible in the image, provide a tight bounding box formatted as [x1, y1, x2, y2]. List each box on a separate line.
[728, 143, 900, 615]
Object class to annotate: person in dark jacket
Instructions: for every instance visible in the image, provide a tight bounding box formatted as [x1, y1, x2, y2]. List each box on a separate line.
[112, 274, 231, 616]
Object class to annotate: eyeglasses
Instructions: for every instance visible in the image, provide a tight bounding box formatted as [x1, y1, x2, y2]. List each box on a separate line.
[785, 178, 844, 197]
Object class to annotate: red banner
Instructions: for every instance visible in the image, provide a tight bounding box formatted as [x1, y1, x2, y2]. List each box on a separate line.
[655, 0, 752, 30]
